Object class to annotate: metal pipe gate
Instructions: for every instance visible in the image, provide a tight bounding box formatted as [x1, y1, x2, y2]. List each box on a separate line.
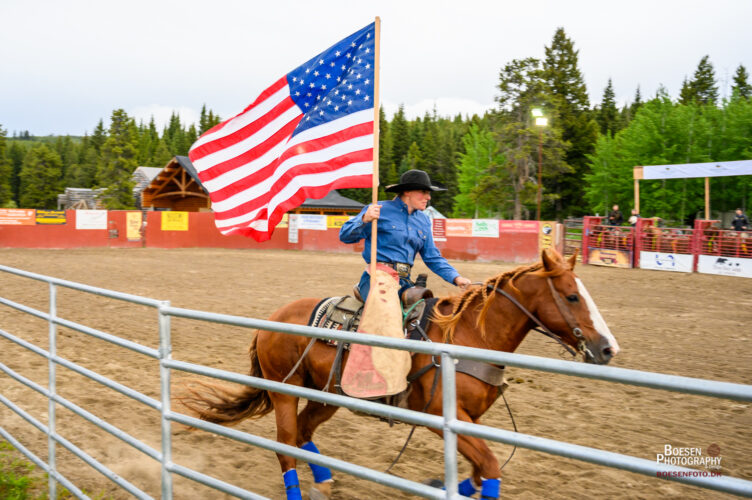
[1, 263, 751, 499]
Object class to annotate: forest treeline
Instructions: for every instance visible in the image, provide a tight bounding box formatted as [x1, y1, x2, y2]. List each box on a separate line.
[1, 28, 751, 223]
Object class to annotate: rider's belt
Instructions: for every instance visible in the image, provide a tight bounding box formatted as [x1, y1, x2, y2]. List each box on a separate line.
[379, 262, 411, 278]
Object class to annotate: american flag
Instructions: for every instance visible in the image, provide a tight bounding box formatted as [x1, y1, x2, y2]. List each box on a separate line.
[188, 22, 376, 241]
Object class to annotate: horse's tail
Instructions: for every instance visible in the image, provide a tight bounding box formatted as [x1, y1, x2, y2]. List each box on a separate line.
[176, 334, 273, 426]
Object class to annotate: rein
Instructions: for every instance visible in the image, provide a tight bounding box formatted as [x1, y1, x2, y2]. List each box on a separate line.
[478, 279, 585, 359]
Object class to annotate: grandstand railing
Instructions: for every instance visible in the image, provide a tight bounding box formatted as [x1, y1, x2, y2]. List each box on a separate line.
[1, 263, 751, 499]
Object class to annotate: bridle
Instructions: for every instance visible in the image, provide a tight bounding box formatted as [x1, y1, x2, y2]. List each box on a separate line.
[482, 277, 593, 360]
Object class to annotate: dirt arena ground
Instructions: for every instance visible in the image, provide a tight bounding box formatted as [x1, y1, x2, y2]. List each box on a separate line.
[0, 247, 750, 499]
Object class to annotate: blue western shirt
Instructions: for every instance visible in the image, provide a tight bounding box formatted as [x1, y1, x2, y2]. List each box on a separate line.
[339, 197, 460, 285]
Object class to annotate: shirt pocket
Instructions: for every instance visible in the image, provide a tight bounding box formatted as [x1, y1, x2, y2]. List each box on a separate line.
[407, 225, 426, 250]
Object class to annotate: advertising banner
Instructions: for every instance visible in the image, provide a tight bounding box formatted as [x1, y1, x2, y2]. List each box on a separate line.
[432, 218, 447, 241]
[539, 221, 555, 251]
[588, 248, 633, 268]
[0, 208, 36, 225]
[327, 215, 352, 229]
[161, 211, 189, 231]
[298, 214, 328, 230]
[446, 219, 473, 237]
[697, 255, 752, 278]
[472, 219, 499, 238]
[35, 210, 66, 225]
[499, 220, 539, 233]
[76, 210, 107, 230]
[639, 251, 694, 273]
[126, 212, 143, 241]
[288, 214, 299, 243]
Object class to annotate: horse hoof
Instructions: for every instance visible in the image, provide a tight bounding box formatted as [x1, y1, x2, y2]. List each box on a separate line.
[422, 478, 444, 489]
[309, 481, 332, 500]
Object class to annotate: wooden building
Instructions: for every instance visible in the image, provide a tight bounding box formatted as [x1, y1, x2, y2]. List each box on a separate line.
[139, 155, 364, 215]
[57, 187, 105, 210]
[140, 156, 211, 211]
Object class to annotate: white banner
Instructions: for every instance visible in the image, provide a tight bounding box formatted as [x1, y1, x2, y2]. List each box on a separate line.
[641, 159, 752, 180]
[472, 219, 499, 238]
[75, 210, 107, 230]
[288, 214, 299, 243]
[639, 252, 694, 273]
[697, 255, 752, 278]
[298, 214, 328, 230]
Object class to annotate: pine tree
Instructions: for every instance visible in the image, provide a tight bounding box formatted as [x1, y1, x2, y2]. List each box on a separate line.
[390, 105, 410, 171]
[597, 78, 620, 135]
[679, 77, 694, 105]
[688, 55, 719, 106]
[7, 141, 25, 205]
[96, 109, 138, 208]
[90, 120, 107, 153]
[19, 144, 63, 209]
[151, 139, 173, 169]
[542, 27, 598, 218]
[0, 125, 13, 207]
[199, 104, 222, 135]
[731, 64, 752, 99]
[495, 57, 568, 219]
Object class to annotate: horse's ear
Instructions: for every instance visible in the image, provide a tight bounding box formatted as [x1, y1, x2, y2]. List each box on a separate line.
[541, 247, 559, 272]
[567, 248, 579, 270]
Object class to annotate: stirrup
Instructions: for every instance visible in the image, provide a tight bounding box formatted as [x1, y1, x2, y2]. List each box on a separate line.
[352, 285, 364, 303]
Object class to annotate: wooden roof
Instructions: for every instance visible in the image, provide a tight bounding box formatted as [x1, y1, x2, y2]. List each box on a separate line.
[140, 156, 210, 211]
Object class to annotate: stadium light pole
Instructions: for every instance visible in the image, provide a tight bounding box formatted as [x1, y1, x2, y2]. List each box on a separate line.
[532, 108, 548, 221]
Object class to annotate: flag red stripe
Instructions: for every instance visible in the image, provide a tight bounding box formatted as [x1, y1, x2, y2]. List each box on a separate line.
[219, 174, 372, 240]
[212, 149, 373, 221]
[207, 121, 373, 202]
[190, 96, 298, 162]
[197, 115, 303, 183]
[194, 76, 289, 141]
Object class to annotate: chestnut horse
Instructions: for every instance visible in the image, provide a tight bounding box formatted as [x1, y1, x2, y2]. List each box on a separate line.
[179, 249, 620, 499]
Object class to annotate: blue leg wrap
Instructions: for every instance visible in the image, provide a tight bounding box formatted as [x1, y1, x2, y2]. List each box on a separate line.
[301, 441, 333, 483]
[282, 469, 303, 500]
[480, 477, 500, 499]
[458, 477, 479, 497]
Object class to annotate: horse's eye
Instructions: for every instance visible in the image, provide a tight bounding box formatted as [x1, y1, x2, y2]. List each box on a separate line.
[566, 294, 579, 303]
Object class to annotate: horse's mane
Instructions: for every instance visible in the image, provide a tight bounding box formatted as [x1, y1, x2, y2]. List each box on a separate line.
[432, 258, 567, 343]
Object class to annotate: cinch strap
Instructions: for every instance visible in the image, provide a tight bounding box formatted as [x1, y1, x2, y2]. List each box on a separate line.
[480, 477, 501, 499]
[301, 441, 333, 483]
[282, 469, 302, 500]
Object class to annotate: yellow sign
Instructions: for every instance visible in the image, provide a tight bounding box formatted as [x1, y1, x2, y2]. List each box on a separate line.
[327, 215, 351, 228]
[539, 221, 554, 251]
[161, 211, 189, 231]
[276, 213, 289, 228]
[126, 212, 143, 240]
[36, 210, 67, 225]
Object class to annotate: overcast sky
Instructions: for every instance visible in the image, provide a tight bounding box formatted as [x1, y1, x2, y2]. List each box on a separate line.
[2, 0, 751, 137]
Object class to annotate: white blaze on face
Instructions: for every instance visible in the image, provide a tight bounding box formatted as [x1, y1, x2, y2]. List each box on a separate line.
[575, 278, 620, 355]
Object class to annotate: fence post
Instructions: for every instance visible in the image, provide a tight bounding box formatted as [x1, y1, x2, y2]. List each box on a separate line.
[159, 301, 173, 500]
[441, 352, 459, 498]
[48, 282, 58, 499]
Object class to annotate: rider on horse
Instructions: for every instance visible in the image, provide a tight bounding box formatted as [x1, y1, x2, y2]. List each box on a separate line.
[339, 169, 472, 301]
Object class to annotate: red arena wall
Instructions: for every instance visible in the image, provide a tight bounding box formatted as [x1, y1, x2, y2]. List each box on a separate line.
[0, 210, 557, 263]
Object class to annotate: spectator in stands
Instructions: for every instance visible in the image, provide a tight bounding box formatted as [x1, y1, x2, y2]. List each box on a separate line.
[628, 208, 640, 226]
[731, 208, 749, 231]
[608, 204, 623, 226]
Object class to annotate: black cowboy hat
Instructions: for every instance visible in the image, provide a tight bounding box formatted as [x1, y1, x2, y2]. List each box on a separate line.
[384, 169, 447, 193]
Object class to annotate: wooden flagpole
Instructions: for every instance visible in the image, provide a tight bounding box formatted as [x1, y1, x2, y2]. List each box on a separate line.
[369, 17, 381, 283]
